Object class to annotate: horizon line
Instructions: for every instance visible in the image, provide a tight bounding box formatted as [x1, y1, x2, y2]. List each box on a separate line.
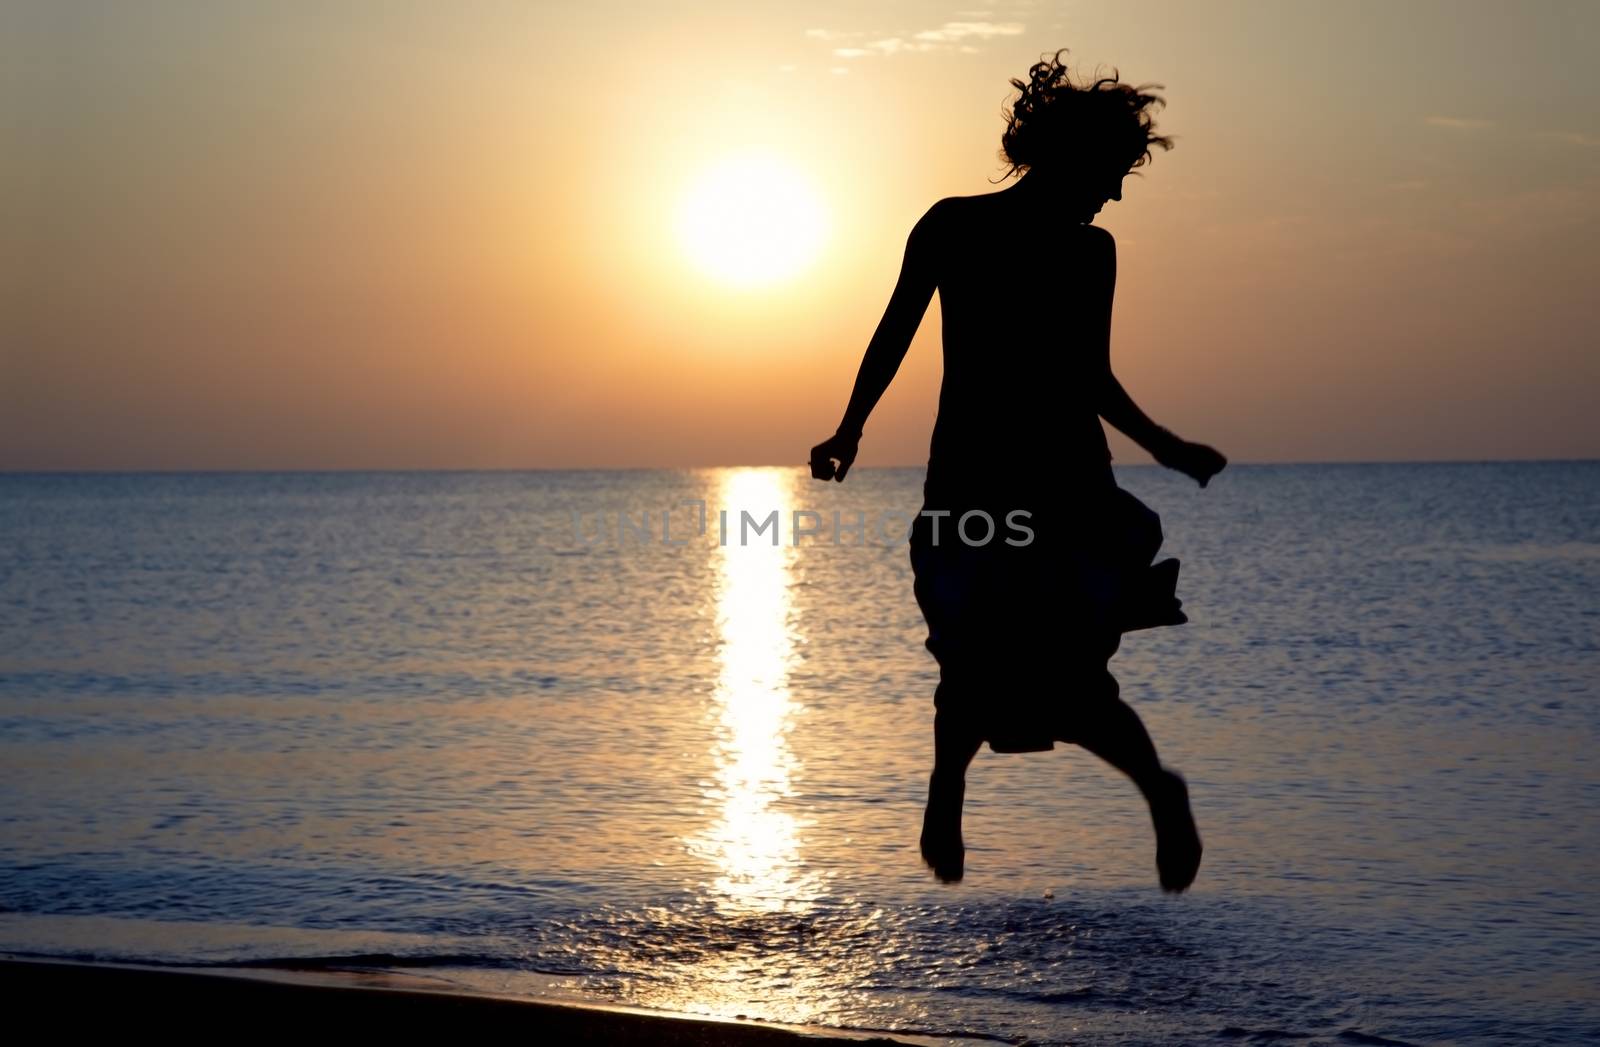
[2, 457, 1598, 476]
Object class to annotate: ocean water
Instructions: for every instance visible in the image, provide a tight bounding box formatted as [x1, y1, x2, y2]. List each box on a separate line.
[1, 463, 1596, 1045]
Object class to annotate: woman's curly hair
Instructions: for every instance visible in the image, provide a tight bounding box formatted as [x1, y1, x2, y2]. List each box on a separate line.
[998, 48, 1173, 179]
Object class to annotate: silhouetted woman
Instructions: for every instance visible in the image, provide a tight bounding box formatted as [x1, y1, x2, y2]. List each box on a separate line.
[809, 50, 1226, 892]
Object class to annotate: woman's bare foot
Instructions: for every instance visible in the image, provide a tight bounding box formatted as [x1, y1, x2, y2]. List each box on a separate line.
[920, 781, 966, 883]
[1150, 769, 1202, 892]
[922, 713, 980, 884]
[919, 817, 965, 883]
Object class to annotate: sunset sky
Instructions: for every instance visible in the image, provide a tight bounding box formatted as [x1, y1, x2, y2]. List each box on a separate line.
[4, 1, 1597, 469]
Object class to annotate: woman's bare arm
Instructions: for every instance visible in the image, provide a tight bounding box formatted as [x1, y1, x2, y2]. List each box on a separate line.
[1086, 226, 1227, 487]
[810, 203, 942, 481]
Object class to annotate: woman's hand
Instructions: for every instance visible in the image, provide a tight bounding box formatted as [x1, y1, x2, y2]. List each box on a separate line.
[1154, 437, 1227, 488]
[813, 204, 940, 485]
[809, 430, 861, 482]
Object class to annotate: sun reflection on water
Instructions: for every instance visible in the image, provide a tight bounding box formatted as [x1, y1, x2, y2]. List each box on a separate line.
[690, 468, 817, 912]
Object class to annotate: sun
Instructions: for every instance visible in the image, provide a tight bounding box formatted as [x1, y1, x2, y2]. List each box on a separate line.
[675, 151, 828, 289]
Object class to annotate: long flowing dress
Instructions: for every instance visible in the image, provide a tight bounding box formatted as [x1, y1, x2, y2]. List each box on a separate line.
[906, 201, 1186, 753]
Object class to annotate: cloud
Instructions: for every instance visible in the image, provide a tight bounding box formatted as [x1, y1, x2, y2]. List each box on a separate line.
[1425, 116, 1494, 130]
[913, 21, 1025, 43]
[835, 39, 916, 58]
[811, 20, 1024, 59]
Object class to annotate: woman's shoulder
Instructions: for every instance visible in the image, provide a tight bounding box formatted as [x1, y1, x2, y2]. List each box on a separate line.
[923, 193, 989, 220]
[911, 194, 1005, 246]
[1079, 222, 1115, 247]
[1080, 224, 1116, 271]
[1062, 222, 1113, 259]
[912, 196, 961, 234]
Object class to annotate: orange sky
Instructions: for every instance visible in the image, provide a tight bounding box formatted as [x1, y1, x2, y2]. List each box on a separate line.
[4, 1, 1597, 469]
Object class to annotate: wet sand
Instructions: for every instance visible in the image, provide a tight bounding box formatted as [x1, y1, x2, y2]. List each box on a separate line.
[0, 958, 921, 1045]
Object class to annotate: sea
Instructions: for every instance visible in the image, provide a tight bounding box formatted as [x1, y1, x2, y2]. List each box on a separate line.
[1, 463, 1596, 1045]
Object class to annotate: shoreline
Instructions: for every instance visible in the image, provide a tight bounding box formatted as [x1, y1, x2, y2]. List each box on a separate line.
[0, 957, 943, 1045]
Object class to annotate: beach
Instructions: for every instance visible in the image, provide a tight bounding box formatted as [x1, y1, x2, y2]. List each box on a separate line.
[0, 959, 930, 1045]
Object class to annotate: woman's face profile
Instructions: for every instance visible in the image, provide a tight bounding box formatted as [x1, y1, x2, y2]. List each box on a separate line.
[1046, 162, 1130, 221]
[1085, 169, 1127, 211]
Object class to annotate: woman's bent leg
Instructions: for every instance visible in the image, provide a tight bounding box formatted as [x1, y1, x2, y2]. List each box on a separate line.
[921, 700, 982, 883]
[1061, 674, 1203, 893]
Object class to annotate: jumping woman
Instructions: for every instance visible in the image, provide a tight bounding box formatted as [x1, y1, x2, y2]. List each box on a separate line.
[809, 49, 1226, 892]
